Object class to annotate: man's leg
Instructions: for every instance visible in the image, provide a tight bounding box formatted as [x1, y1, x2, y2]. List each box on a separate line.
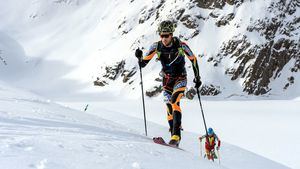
[163, 90, 173, 135]
[205, 149, 211, 159]
[205, 143, 216, 160]
[204, 142, 209, 159]
[169, 77, 187, 143]
[162, 75, 174, 135]
[170, 88, 184, 138]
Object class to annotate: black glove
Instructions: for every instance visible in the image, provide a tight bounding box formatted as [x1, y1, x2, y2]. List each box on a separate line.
[193, 76, 202, 88]
[135, 48, 143, 60]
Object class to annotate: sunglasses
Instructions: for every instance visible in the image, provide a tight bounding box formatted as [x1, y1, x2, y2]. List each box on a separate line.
[160, 34, 172, 38]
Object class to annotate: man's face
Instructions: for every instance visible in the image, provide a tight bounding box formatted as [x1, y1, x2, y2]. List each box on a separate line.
[160, 33, 173, 46]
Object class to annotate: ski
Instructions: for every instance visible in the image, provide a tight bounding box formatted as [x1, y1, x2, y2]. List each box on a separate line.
[152, 137, 184, 150]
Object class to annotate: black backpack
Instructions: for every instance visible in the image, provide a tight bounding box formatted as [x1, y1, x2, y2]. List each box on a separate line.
[155, 36, 185, 61]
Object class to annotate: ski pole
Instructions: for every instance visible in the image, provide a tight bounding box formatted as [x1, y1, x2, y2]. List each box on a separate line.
[196, 88, 208, 138]
[217, 149, 221, 164]
[199, 138, 203, 158]
[138, 59, 148, 136]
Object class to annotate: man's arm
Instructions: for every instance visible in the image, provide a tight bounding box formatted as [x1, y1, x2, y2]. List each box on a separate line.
[199, 134, 207, 141]
[215, 134, 221, 148]
[181, 42, 200, 78]
[139, 42, 158, 68]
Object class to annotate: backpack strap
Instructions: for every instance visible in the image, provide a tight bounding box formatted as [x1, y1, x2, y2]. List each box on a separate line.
[155, 41, 162, 61]
[155, 37, 185, 61]
[173, 37, 185, 56]
[173, 36, 180, 48]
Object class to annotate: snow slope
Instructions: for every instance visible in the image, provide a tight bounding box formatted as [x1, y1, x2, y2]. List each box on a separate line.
[0, 82, 290, 169]
[63, 97, 299, 169]
[0, 81, 218, 169]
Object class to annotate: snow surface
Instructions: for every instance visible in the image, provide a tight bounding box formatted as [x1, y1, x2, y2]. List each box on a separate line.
[0, 81, 221, 169]
[0, 81, 291, 169]
[63, 96, 300, 169]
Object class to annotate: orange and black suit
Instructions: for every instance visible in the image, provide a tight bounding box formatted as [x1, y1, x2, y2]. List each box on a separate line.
[139, 37, 200, 138]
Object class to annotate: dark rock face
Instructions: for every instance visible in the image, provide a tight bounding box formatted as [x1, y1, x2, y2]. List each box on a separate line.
[214, 0, 300, 95]
[95, 60, 137, 86]
[0, 50, 7, 66]
[174, 8, 185, 20]
[146, 84, 221, 99]
[97, 0, 299, 97]
[284, 76, 295, 89]
[193, 0, 226, 9]
[200, 84, 222, 96]
[220, 37, 298, 95]
[94, 77, 108, 87]
[122, 68, 137, 83]
[139, 0, 166, 24]
[216, 13, 235, 27]
[186, 85, 221, 99]
[146, 85, 163, 97]
[103, 60, 126, 80]
[193, 0, 244, 9]
[180, 15, 199, 29]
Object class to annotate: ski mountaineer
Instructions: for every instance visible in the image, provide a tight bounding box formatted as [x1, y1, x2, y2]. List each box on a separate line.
[135, 20, 202, 147]
[199, 128, 221, 160]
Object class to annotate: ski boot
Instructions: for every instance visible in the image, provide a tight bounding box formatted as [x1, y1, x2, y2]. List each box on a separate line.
[168, 135, 180, 147]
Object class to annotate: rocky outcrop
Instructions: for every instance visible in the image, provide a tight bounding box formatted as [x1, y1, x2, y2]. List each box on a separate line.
[213, 0, 300, 95]
[94, 60, 137, 86]
[97, 0, 299, 97]
[193, 0, 226, 9]
[220, 37, 299, 95]
[102, 60, 126, 80]
[193, 0, 244, 9]
[145, 84, 221, 99]
[216, 13, 235, 27]
[0, 50, 7, 66]
[94, 77, 108, 87]
[122, 68, 137, 83]
[146, 85, 163, 97]
[186, 85, 221, 99]
[200, 84, 222, 96]
[138, 0, 165, 24]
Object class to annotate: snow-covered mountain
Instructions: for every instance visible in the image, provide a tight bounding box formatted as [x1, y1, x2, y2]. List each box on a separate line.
[90, 0, 300, 98]
[0, 0, 299, 99]
[0, 1, 299, 168]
